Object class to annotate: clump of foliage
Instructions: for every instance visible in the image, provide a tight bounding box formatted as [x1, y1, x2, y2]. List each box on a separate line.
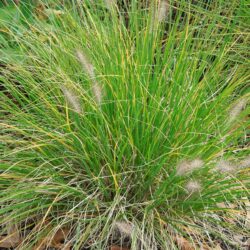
[0, 0, 249, 249]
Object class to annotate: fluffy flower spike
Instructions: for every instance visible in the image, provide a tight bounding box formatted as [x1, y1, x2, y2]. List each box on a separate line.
[76, 50, 103, 105]
[239, 156, 250, 169]
[176, 158, 204, 176]
[228, 98, 247, 123]
[157, 0, 169, 23]
[104, 0, 116, 11]
[114, 221, 134, 237]
[61, 86, 82, 114]
[215, 159, 235, 173]
[76, 50, 95, 78]
[92, 81, 102, 105]
[185, 180, 201, 193]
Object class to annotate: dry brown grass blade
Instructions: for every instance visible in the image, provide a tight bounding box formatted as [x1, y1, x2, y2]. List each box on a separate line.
[0, 236, 19, 248]
[32, 227, 71, 250]
[174, 236, 195, 250]
[50, 227, 71, 248]
[0, 224, 21, 248]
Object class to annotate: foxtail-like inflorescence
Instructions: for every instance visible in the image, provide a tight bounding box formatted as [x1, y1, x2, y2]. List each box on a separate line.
[114, 221, 135, 237]
[228, 98, 247, 123]
[76, 50, 103, 104]
[157, 0, 169, 23]
[185, 180, 201, 194]
[239, 156, 250, 169]
[61, 86, 82, 114]
[76, 50, 95, 78]
[104, 0, 116, 11]
[176, 159, 204, 176]
[215, 159, 236, 173]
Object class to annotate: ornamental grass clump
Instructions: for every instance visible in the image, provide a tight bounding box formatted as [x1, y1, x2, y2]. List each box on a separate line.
[0, 0, 249, 249]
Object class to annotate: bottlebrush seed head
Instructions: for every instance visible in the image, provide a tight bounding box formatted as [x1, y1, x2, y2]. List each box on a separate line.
[92, 81, 102, 105]
[75, 50, 102, 105]
[114, 221, 134, 237]
[228, 98, 247, 123]
[176, 158, 204, 176]
[76, 50, 95, 78]
[158, 0, 169, 22]
[239, 156, 250, 169]
[215, 159, 235, 173]
[185, 180, 201, 193]
[61, 86, 82, 114]
[150, 0, 169, 33]
[190, 159, 204, 169]
[104, 0, 116, 11]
